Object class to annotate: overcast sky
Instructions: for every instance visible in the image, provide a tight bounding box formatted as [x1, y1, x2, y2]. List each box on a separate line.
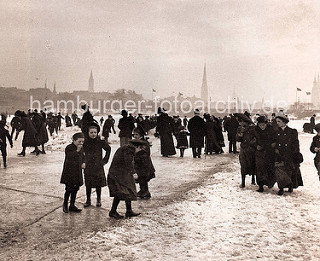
[1, 0, 320, 103]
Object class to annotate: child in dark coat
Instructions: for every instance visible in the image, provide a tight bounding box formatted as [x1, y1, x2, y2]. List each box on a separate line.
[132, 127, 155, 199]
[310, 123, 320, 180]
[107, 139, 143, 219]
[83, 123, 111, 208]
[0, 120, 13, 168]
[176, 125, 188, 157]
[60, 132, 85, 213]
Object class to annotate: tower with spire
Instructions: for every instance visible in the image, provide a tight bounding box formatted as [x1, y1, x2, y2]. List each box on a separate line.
[44, 79, 47, 89]
[88, 71, 94, 92]
[311, 73, 320, 109]
[53, 81, 57, 94]
[201, 63, 208, 101]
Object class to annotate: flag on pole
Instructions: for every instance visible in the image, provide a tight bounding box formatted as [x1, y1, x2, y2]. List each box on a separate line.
[152, 89, 156, 92]
[306, 92, 311, 95]
[297, 88, 302, 91]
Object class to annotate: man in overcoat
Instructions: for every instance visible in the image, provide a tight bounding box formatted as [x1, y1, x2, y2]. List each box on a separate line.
[188, 109, 205, 158]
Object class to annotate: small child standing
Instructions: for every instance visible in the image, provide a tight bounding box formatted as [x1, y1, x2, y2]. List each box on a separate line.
[0, 120, 13, 168]
[60, 132, 85, 213]
[83, 123, 111, 208]
[176, 125, 188, 157]
[310, 123, 320, 180]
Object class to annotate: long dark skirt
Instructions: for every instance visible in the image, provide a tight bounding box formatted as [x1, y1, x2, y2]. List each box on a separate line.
[239, 147, 255, 176]
[160, 133, 176, 156]
[255, 150, 275, 188]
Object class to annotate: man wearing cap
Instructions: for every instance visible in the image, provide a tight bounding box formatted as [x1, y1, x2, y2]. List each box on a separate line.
[188, 109, 205, 158]
[118, 110, 135, 147]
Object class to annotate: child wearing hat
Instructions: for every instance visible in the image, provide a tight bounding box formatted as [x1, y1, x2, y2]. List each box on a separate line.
[60, 132, 85, 213]
[176, 125, 189, 157]
[0, 120, 13, 168]
[83, 123, 111, 207]
[107, 139, 143, 219]
[310, 123, 320, 180]
[132, 126, 155, 199]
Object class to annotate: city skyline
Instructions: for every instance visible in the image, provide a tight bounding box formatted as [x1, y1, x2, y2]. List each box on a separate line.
[1, 1, 320, 103]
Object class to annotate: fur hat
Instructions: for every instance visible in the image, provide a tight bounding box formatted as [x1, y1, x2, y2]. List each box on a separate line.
[256, 116, 268, 124]
[81, 104, 89, 110]
[87, 121, 100, 133]
[234, 113, 253, 123]
[315, 123, 320, 132]
[275, 113, 289, 123]
[194, 108, 200, 114]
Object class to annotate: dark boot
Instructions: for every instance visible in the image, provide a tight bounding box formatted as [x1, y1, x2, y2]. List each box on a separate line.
[109, 197, 123, 219]
[229, 142, 232, 153]
[84, 187, 92, 207]
[197, 147, 202, 158]
[251, 175, 256, 185]
[180, 149, 184, 157]
[192, 148, 197, 158]
[69, 191, 81, 212]
[278, 189, 284, 195]
[96, 187, 102, 207]
[18, 147, 26, 157]
[63, 191, 70, 213]
[125, 200, 140, 218]
[256, 185, 264, 192]
[241, 175, 246, 188]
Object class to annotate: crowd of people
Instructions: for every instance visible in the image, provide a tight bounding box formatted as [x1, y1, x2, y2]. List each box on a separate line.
[1, 106, 320, 218]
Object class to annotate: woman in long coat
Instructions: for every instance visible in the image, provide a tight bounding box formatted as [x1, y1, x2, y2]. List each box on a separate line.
[204, 114, 221, 154]
[274, 114, 303, 195]
[83, 123, 111, 207]
[156, 109, 176, 157]
[254, 116, 276, 192]
[236, 113, 256, 187]
[32, 112, 49, 154]
[15, 110, 40, 156]
[107, 140, 142, 219]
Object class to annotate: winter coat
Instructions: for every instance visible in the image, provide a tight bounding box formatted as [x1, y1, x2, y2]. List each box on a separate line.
[176, 129, 188, 149]
[274, 126, 303, 188]
[102, 119, 115, 138]
[236, 125, 256, 176]
[134, 139, 155, 182]
[65, 115, 72, 127]
[81, 110, 95, 135]
[156, 113, 176, 156]
[118, 117, 135, 138]
[107, 145, 137, 200]
[310, 134, 320, 169]
[83, 137, 111, 188]
[32, 113, 49, 145]
[254, 125, 276, 187]
[225, 116, 239, 142]
[10, 116, 21, 130]
[20, 116, 40, 147]
[60, 143, 84, 187]
[0, 126, 12, 151]
[188, 115, 205, 148]
[204, 120, 220, 153]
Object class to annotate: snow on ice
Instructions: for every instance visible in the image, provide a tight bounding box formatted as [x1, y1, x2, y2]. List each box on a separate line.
[1, 116, 320, 260]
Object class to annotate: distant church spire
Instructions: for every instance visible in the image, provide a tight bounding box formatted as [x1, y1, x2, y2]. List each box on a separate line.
[88, 70, 94, 92]
[44, 79, 47, 89]
[53, 81, 57, 94]
[201, 63, 208, 101]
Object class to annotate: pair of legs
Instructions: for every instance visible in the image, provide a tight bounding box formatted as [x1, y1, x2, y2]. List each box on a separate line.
[229, 141, 237, 153]
[11, 128, 20, 140]
[63, 186, 81, 213]
[138, 179, 151, 199]
[109, 197, 140, 219]
[18, 146, 40, 156]
[241, 174, 256, 188]
[179, 148, 185, 157]
[192, 147, 202, 158]
[84, 187, 102, 207]
[0, 148, 7, 168]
